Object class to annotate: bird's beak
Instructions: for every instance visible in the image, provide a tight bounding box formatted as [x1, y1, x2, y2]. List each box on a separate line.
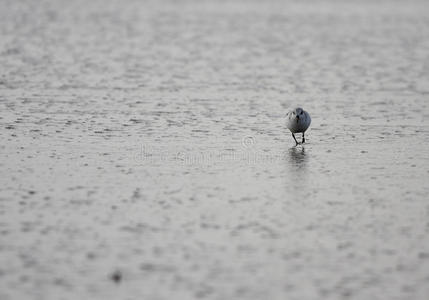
[296, 115, 300, 121]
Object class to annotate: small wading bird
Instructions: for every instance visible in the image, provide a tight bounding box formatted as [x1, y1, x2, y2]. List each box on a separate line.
[286, 107, 311, 146]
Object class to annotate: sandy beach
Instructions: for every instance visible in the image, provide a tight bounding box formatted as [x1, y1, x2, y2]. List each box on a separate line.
[1, 0, 429, 299]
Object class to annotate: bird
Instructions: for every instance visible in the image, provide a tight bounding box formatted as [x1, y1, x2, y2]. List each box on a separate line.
[286, 107, 311, 146]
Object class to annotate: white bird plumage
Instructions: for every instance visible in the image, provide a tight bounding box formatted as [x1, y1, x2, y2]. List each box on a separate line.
[286, 107, 311, 145]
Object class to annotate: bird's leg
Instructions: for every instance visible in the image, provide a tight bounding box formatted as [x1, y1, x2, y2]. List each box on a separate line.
[292, 133, 299, 146]
[302, 132, 305, 144]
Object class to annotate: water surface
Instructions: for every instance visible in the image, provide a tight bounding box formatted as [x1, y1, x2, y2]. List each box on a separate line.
[1, 0, 429, 299]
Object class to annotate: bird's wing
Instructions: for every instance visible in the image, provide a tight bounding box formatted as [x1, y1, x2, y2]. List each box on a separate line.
[305, 112, 311, 125]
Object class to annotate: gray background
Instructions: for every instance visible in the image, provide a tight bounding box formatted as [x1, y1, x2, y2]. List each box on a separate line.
[1, 0, 429, 299]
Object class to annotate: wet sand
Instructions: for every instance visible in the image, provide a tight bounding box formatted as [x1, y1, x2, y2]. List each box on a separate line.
[1, 0, 429, 299]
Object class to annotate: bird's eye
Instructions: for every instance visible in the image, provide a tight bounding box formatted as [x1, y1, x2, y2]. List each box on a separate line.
[300, 112, 303, 115]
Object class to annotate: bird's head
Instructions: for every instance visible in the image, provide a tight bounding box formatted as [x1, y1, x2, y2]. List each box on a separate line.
[289, 107, 304, 122]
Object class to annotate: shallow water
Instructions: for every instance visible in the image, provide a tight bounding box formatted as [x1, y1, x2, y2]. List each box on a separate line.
[1, 0, 429, 299]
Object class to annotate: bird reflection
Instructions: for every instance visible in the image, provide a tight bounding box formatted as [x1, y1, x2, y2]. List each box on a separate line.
[288, 146, 308, 166]
[285, 146, 309, 193]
